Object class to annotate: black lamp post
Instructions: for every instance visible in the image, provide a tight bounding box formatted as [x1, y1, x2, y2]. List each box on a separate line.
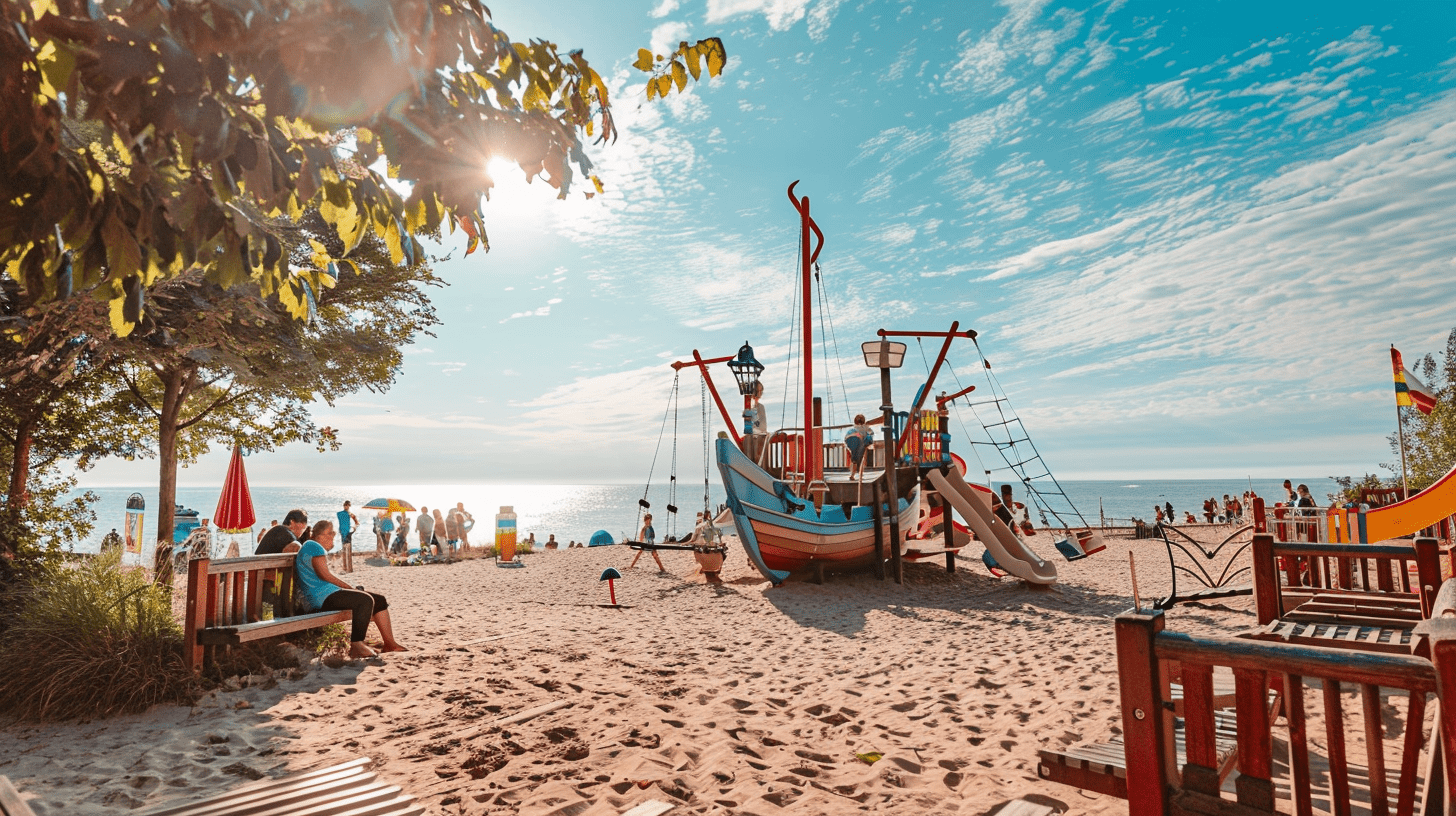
[727, 342, 764, 437]
[863, 338, 907, 584]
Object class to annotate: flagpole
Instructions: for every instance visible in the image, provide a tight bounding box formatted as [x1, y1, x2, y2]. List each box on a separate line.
[1394, 344, 1410, 497]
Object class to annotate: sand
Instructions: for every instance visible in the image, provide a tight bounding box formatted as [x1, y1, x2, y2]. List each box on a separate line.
[0, 529, 1258, 815]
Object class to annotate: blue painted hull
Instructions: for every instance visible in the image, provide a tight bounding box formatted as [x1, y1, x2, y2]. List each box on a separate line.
[715, 438, 917, 584]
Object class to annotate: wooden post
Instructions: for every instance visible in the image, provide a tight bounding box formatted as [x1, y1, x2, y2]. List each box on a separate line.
[867, 480, 884, 579]
[1415, 536, 1441, 618]
[1252, 533, 1279, 625]
[1233, 667, 1275, 810]
[940, 416, 955, 575]
[1116, 609, 1171, 816]
[891, 467, 904, 586]
[184, 558, 209, 671]
[1426, 616, 1456, 810]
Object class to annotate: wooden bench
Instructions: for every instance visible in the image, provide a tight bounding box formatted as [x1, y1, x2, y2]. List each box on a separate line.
[0, 777, 37, 816]
[1246, 534, 1443, 655]
[1152, 520, 1255, 609]
[184, 555, 351, 671]
[1117, 607, 1453, 815]
[134, 757, 420, 816]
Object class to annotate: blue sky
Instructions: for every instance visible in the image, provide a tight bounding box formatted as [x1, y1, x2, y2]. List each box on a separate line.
[85, 0, 1456, 487]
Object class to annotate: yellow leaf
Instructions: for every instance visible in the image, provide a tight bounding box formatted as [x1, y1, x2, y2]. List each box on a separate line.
[523, 82, 549, 111]
[591, 175, 604, 194]
[276, 279, 308, 321]
[646, 77, 659, 101]
[632, 48, 654, 72]
[384, 217, 405, 265]
[671, 60, 687, 93]
[685, 44, 703, 81]
[109, 293, 136, 338]
[706, 40, 726, 77]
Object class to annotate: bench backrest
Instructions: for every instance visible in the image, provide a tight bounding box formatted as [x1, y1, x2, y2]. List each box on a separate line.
[1251, 534, 1441, 625]
[183, 555, 298, 670]
[1118, 609, 1450, 816]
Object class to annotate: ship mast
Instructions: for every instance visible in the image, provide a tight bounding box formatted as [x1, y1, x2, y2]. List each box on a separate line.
[787, 182, 824, 492]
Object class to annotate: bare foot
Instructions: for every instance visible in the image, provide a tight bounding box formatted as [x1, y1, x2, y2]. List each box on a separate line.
[348, 643, 379, 659]
[381, 642, 409, 652]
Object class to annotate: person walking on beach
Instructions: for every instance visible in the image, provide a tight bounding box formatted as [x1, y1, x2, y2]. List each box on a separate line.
[416, 508, 435, 555]
[337, 501, 358, 550]
[630, 514, 666, 571]
[285, 519, 407, 658]
[1164, 501, 1174, 522]
[375, 512, 393, 556]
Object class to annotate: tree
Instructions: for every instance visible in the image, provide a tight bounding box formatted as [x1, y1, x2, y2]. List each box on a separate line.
[118, 210, 440, 545]
[1388, 329, 1456, 492]
[0, 285, 151, 558]
[1, 0, 724, 336]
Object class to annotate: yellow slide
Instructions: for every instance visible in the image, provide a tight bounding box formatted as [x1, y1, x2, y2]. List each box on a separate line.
[1336, 464, 1456, 543]
[926, 467, 1058, 585]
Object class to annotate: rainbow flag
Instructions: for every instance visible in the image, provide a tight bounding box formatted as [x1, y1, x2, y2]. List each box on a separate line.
[1392, 347, 1437, 415]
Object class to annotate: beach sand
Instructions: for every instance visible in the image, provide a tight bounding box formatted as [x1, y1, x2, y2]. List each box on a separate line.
[0, 530, 1256, 814]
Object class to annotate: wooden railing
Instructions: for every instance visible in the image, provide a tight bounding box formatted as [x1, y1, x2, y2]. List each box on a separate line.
[1118, 608, 1452, 815]
[1251, 536, 1442, 625]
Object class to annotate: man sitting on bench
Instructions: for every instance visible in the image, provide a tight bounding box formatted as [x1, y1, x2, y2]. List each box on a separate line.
[257, 509, 309, 554]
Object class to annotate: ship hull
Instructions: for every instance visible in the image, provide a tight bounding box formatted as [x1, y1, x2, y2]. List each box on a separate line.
[716, 438, 918, 584]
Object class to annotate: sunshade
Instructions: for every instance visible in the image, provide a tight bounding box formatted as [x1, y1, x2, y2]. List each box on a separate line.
[588, 530, 614, 547]
[213, 445, 257, 532]
[362, 497, 417, 513]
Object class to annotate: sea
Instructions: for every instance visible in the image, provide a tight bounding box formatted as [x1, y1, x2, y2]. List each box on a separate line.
[62, 477, 1335, 564]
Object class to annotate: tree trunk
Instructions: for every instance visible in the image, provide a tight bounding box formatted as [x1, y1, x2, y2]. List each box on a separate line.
[0, 416, 36, 558]
[155, 367, 189, 548]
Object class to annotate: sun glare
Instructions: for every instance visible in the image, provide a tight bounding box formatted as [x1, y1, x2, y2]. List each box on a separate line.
[486, 157, 516, 181]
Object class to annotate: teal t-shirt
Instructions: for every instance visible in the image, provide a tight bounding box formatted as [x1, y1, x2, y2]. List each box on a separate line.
[294, 540, 339, 611]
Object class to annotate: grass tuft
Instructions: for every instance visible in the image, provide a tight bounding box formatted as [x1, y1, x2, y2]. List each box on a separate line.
[0, 551, 196, 721]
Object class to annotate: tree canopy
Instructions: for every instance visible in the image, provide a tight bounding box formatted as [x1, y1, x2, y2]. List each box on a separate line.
[1390, 330, 1456, 492]
[1, 0, 724, 337]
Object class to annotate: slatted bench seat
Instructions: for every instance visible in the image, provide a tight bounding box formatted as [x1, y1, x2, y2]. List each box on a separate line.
[1244, 535, 1443, 658]
[1037, 710, 1240, 798]
[184, 555, 352, 671]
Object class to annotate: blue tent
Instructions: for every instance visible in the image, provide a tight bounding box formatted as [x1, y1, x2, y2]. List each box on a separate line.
[588, 530, 614, 547]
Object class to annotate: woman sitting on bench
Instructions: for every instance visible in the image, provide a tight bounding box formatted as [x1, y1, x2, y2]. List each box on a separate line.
[286, 520, 408, 659]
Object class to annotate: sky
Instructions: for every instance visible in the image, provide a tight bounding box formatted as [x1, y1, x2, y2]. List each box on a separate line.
[82, 0, 1456, 488]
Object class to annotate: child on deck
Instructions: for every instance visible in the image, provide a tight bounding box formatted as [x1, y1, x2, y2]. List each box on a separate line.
[629, 513, 666, 571]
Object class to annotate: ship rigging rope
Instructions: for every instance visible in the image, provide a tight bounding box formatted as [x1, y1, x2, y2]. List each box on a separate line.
[780, 231, 802, 434]
[813, 263, 853, 428]
[701, 375, 712, 518]
[668, 366, 680, 539]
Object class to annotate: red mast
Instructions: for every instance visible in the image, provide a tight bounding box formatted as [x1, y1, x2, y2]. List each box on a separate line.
[787, 182, 824, 490]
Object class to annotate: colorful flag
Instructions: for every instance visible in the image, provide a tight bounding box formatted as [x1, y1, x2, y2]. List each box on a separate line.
[1392, 347, 1438, 415]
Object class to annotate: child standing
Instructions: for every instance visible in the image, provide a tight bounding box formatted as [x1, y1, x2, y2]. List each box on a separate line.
[630, 513, 666, 571]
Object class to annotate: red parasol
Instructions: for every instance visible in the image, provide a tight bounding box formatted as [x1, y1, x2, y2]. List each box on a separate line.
[213, 445, 257, 533]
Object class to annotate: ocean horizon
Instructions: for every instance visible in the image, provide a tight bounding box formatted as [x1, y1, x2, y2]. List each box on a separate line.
[63, 477, 1337, 562]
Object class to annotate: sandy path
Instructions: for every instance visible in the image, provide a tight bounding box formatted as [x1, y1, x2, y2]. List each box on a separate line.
[0, 530, 1258, 814]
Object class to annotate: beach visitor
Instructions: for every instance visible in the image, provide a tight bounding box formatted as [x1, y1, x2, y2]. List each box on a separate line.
[1164, 502, 1174, 522]
[374, 512, 391, 555]
[432, 508, 450, 556]
[1154, 505, 1165, 524]
[750, 381, 767, 435]
[1283, 480, 1295, 504]
[257, 509, 309, 554]
[416, 508, 435, 555]
[545, 534, 558, 550]
[454, 503, 474, 548]
[392, 514, 409, 554]
[1202, 498, 1215, 524]
[337, 501, 358, 550]
[445, 507, 463, 552]
[258, 519, 278, 544]
[285, 520, 407, 658]
[845, 414, 874, 479]
[1184, 511, 1197, 524]
[100, 528, 122, 554]
[630, 514, 666, 571]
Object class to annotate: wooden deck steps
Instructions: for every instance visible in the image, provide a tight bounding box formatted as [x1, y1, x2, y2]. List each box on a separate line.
[136, 757, 421, 816]
[1037, 711, 1240, 798]
[1249, 618, 1418, 655]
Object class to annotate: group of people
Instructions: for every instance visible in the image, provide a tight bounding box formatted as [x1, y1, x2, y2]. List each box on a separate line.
[1146, 480, 1320, 529]
[385, 503, 474, 558]
[254, 507, 406, 659]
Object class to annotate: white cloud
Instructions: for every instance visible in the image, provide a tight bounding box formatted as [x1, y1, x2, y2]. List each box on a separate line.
[985, 216, 1144, 280]
[942, 0, 1083, 96]
[706, 0, 810, 31]
[649, 21, 691, 58]
[649, 0, 680, 18]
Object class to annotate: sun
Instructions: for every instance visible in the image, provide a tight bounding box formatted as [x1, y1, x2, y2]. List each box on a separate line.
[486, 157, 516, 181]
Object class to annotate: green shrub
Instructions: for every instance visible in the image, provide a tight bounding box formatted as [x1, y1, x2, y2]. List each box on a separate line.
[0, 550, 196, 720]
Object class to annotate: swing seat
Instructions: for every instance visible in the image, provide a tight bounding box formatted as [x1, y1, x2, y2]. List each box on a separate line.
[1054, 529, 1106, 562]
[1055, 538, 1088, 561]
[982, 548, 1007, 577]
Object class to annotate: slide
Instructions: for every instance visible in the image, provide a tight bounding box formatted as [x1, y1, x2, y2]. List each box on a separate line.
[1344, 464, 1456, 543]
[926, 467, 1058, 585]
